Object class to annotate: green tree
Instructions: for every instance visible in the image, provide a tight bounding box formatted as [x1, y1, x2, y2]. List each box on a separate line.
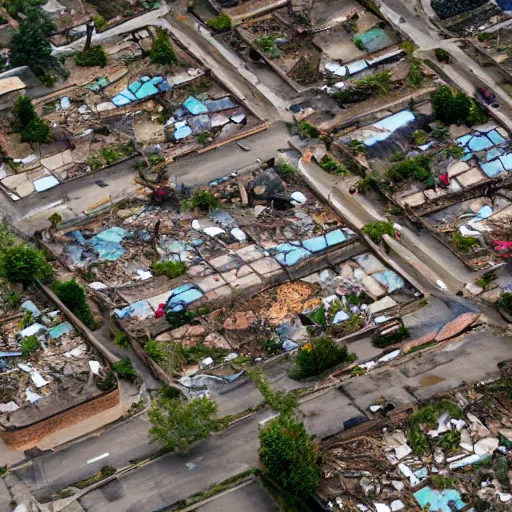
[51, 279, 95, 329]
[148, 395, 219, 453]
[0, 245, 53, 285]
[75, 45, 108, 68]
[250, 369, 299, 416]
[259, 415, 321, 498]
[20, 117, 51, 144]
[9, 16, 59, 78]
[150, 28, 178, 66]
[431, 86, 487, 126]
[12, 95, 37, 132]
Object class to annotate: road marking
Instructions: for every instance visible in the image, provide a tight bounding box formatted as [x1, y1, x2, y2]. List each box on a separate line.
[87, 453, 110, 464]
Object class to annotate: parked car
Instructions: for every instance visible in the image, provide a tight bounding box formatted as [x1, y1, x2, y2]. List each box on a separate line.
[477, 87, 499, 108]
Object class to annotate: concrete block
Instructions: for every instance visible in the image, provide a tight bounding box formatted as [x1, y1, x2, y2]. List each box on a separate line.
[403, 192, 425, 208]
[457, 168, 485, 188]
[250, 257, 282, 276]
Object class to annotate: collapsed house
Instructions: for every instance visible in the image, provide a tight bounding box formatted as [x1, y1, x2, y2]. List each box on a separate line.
[0, 27, 263, 200]
[0, 286, 118, 450]
[319, 367, 512, 512]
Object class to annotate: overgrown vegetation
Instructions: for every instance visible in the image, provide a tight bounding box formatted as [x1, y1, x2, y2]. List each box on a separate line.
[113, 332, 131, 349]
[475, 271, 496, 290]
[275, 160, 296, 178]
[297, 121, 320, 139]
[431, 86, 487, 126]
[385, 154, 431, 184]
[497, 292, 512, 315]
[362, 221, 395, 243]
[74, 466, 116, 489]
[181, 189, 221, 211]
[51, 279, 97, 329]
[152, 260, 187, 279]
[407, 59, 424, 89]
[11, 95, 51, 144]
[150, 28, 179, 66]
[75, 45, 108, 68]
[452, 232, 478, 253]
[21, 335, 41, 357]
[320, 155, 348, 175]
[149, 394, 219, 453]
[113, 357, 137, 382]
[207, 13, 232, 33]
[291, 337, 355, 380]
[372, 324, 409, 348]
[0, 244, 53, 285]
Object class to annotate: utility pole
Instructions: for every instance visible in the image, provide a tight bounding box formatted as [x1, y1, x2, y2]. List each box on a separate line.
[84, 20, 95, 52]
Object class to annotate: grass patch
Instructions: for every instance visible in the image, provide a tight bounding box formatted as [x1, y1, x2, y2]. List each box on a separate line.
[297, 121, 320, 138]
[406, 340, 437, 354]
[275, 160, 296, 178]
[74, 466, 116, 489]
[453, 232, 478, 253]
[320, 155, 348, 175]
[362, 221, 395, 243]
[113, 358, 137, 382]
[152, 260, 186, 279]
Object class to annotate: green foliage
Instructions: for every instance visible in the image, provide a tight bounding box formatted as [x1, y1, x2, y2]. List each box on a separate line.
[0, 220, 14, 252]
[259, 415, 321, 498]
[432, 124, 450, 142]
[113, 332, 130, 349]
[292, 337, 353, 380]
[401, 41, 417, 56]
[152, 260, 187, 279]
[385, 155, 431, 183]
[497, 292, 512, 315]
[434, 48, 450, 63]
[113, 357, 137, 381]
[21, 335, 41, 357]
[9, 12, 60, 77]
[12, 95, 37, 132]
[362, 221, 395, 243]
[275, 160, 296, 178]
[256, 35, 279, 53]
[477, 32, 493, 43]
[431, 86, 487, 126]
[349, 139, 365, 155]
[408, 424, 428, 455]
[354, 70, 392, 95]
[160, 386, 182, 399]
[52, 279, 96, 329]
[411, 129, 429, 145]
[452, 232, 478, 253]
[407, 59, 424, 88]
[19, 311, 35, 329]
[390, 152, 405, 162]
[444, 145, 465, 159]
[0, 245, 53, 285]
[297, 121, 320, 139]
[320, 155, 348, 175]
[182, 343, 229, 365]
[48, 212, 62, 227]
[74, 465, 116, 489]
[207, 13, 232, 33]
[6, 290, 21, 309]
[0, 465, 6, 475]
[20, 117, 51, 144]
[149, 153, 165, 165]
[430, 475, 458, 489]
[181, 189, 221, 211]
[149, 395, 219, 453]
[261, 337, 281, 355]
[351, 365, 365, 376]
[145, 339, 164, 362]
[357, 175, 375, 194]
[250, 369, 299, 417]
[150, 28, 178, 66]
[475, 271, 496, 290]
[372, 325, 409, 348]
[94, 16, 108, 32]
[440, 430, 461, 452]
[353, 37, 365, 51]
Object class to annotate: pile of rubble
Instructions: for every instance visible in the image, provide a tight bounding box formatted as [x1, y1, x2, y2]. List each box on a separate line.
[0, 288, 112, 428]
[320, 374, 512, 512]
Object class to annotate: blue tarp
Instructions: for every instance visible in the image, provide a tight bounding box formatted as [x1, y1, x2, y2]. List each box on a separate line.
[353, 27, 397, 53]
[48, 321, 74, 339]
[112, 76, 170, 107]
[497, 0, 512, 11]
[374, 270, 404, 293]
[183, 96, 208, 115]
[116, 300, 153, 320]
[166, 284, 204, 312]
[413, 487, 466, 512]
[203, 97, 238, 112]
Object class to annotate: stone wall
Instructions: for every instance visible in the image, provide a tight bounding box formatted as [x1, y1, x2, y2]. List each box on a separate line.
[0, 388, 120, 451]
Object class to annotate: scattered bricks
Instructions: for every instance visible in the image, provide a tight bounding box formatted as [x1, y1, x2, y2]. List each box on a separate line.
[435, 312, 480, 342]
[402, 330, 437, 353]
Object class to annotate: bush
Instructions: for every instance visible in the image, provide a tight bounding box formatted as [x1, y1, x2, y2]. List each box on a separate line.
[113, 357, 137, 381]
[434, 48, 450, 63]
[259, 415, 321, 498]
[297, 121, 320, 139]
[362, 221, 395, 243]
[207, 13, 232, 33]
[94, 16, 107, 32]
[160, 386, 182, 399]
[51, 279, 96, 329]
[152, 260, 186, 279]
[320, 155, 347, 175]
[21, 335, 41, 357]
[150, 28, 178, 66]
[0, 245, 53, 285]
[497, 292, 512, 315]
[275, 160, 296, 178]
[411, 129, 428, 145]
[113, 332, 130, 349]
[385, 154, 431, 184]
[357, 175, 375, 194]
[292, 337, 353, 379]
[144, 339, 164, 362]
[75, 45, 108, 68]
[372, 325, 409, 348]
[12, 95, 37, 132]
[407, 59, 424, 89]
[431, 86, 487, 126]
[181, 189, 221, 211]
[354, 70, 392, 95]
[48, 212, 62, 227]
[432, 124, 450, 142]
[149, 395, 219, 453]
[20, 117, 51, 144]
[452, 232, 478, 253]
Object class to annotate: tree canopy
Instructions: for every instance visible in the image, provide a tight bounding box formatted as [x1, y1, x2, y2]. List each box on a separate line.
[150, 29, 178, 66]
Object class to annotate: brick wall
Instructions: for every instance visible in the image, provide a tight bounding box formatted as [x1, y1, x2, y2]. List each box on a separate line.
[0, 389, 120, 451]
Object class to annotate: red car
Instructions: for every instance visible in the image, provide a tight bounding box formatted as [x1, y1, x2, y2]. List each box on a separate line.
[477, 87, 499, 108]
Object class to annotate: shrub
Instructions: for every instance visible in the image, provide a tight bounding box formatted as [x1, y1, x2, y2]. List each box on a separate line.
[152, 260, 186, 279]
[75, 45, 108, 68]
[48, 212, 62, 227]
[12, 95, 37, 132]
[411, 129, 428, 145]
[350, 139, 365, 155]
[431, 86, 487, 126]
[6, 290, 21, 309]
[259, 415, 321, 498]
[160, 386, 182, 399]
[149, 395, 219, 453]
[390, 152, 405, 162]
[443, 145, 465, 159]
[21, 335, 41, 357]
[100, 147, 121, 165]
[113, 357, 137, 381]
[94, 16, 107, 32]
[150, 28, 178, 66]
[452, 232, 478, 253]
[357, 175, 375, 194]
[144, 339, 164, 362]
[0, 245, 53, 285]
[19, 311, 34, 329]
[401, 41, 417, 56]
[432, 124, 450, 142]
[497, 292, 512, 315]
[320, 155, 347, 175]
[407, 59, 424, 89]
[297, 121, 320, 139]
[275, 160, 296, 178]
[355, 70, 392, 95]
[362, 221, 395, 243]
[292, 337, 354, 379]
[385, 155, 431, 183]
[113, 332, 130, 349]
[20, 117, 51, 144]
[372, 324, 409, 348]
[181, 189, 221, 211]
[51, 279, 96, 329]
[434, 48, 450, 63]
[207, 13, 232, 33]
